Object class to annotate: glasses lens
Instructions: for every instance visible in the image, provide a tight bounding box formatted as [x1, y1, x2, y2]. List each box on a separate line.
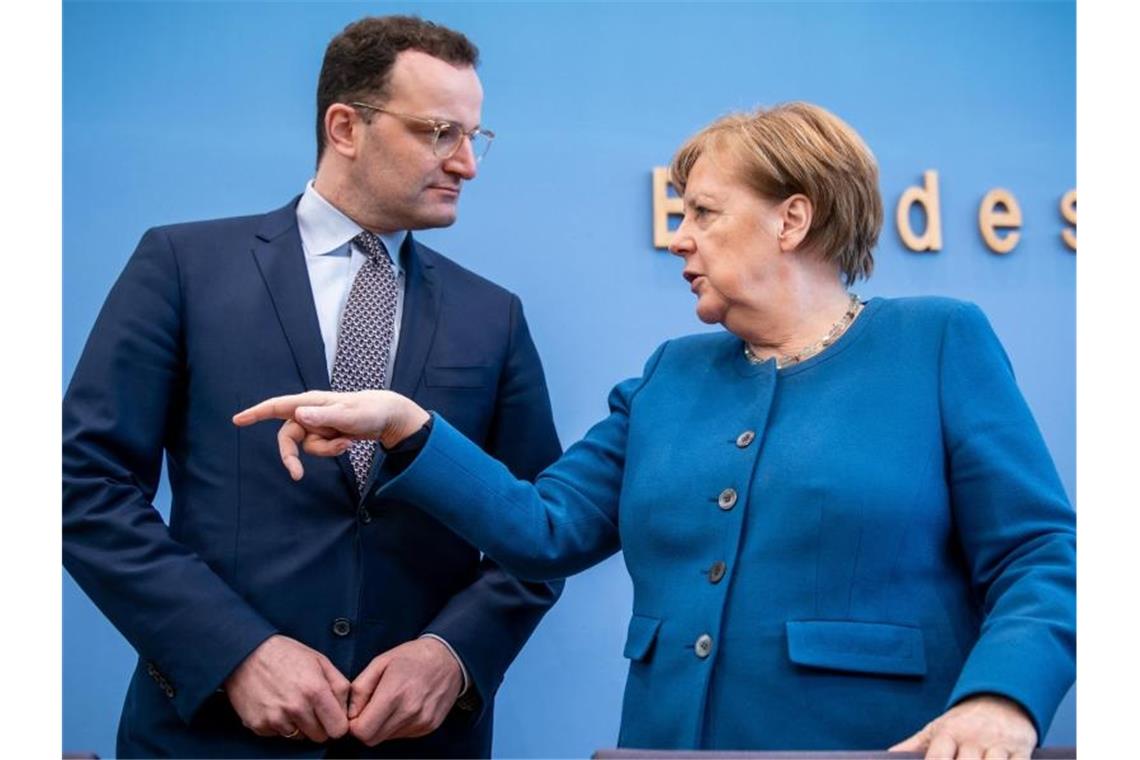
[434, 124, 462, 159]
[469, 131, 493, 162]
[433, 125, 494, 162]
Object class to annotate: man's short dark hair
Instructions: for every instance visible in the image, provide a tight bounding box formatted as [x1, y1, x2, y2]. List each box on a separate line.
[315, 15, 479, 166]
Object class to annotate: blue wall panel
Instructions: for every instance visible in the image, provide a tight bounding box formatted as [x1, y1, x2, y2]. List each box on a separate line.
[63, 2, 1075, 756]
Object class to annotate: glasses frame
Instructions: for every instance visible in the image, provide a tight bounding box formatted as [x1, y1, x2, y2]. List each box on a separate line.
[350, 101, 495, 162]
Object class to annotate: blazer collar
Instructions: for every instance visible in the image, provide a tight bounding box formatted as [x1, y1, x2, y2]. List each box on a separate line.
[251, 197, 359, 497]
[251, 197, 329, 394]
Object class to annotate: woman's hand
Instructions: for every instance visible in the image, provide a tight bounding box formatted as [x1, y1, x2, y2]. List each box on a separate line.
[889, 694, 1037, 759]
[233, 390, 430, 480]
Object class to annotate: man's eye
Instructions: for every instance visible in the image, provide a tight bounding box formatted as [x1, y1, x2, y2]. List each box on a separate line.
[436, 124, 461, 148]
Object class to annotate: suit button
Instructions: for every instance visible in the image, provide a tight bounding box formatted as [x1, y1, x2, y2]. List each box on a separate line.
[708, 561, 726, 584]
[358, 508, 372, 524]
[717, 488, 737, 510]
[735, 430, 756, 448]
[164, 685, 176, 698]
[332, 618, 352, 637]
[694, 634, 713, 659]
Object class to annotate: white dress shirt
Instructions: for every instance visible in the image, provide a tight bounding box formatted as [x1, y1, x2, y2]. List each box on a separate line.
[296, 181, 407, 383]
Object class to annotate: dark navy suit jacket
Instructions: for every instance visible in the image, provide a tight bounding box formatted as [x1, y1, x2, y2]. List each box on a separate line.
[63, 198, 563, 758]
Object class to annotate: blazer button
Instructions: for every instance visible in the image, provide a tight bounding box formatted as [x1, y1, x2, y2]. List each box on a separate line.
[735, 430, 756, 448]
[164, 685, 176, 698]
[332, 618, 353, 637]
[358, 508, 372, 525]
[694, 634, 713, 659]
[708, 561, 726, 584]
[717, 488, 738, 510]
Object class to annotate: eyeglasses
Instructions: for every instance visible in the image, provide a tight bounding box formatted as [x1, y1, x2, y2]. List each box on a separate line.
[350, 101, 495, 162]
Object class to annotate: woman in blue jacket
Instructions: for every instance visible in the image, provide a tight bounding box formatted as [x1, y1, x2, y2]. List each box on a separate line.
[237, 102, 1074, 759]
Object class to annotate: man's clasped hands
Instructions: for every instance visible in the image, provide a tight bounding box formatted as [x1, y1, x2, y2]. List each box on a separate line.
[224, 633, 464, 745]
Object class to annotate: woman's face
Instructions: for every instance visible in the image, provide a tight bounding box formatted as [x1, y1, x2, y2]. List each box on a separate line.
[669, 154, 787, 327]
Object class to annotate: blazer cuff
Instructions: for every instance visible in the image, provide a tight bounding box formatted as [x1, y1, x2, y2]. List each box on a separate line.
[418, 633, 473, 706]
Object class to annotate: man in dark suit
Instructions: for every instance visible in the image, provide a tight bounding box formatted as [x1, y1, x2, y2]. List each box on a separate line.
[62, 15, 563, 758]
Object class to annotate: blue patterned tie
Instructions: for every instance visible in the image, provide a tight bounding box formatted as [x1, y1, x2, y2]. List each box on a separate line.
[330, 232, 399, 492]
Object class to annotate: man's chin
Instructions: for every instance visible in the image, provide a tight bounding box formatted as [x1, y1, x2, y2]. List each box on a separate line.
[408, 208, 459, 231]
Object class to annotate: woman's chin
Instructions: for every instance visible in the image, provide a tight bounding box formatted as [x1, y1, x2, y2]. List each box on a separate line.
[694, 302, 725, 326]
[693, 305, 720, 323]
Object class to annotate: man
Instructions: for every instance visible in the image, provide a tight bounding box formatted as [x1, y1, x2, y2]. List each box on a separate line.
[63, 16, 563, 758]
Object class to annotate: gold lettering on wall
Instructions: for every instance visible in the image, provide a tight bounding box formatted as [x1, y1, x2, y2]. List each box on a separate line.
[649, 166, 1075, 256]
[896, 170, 943, 252]
[978, 189, 1023, 254]
[1060, 189, 1076, 251]
[652, 168, 684, 248]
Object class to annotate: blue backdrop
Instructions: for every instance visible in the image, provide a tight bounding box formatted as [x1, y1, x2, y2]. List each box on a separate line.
[63, 2, 1075, 756]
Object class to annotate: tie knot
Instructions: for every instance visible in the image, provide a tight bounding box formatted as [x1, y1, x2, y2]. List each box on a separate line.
[353, 231, 391, 266]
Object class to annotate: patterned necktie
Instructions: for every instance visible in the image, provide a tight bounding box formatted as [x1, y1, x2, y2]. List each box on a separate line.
[330, 231, 400, 492]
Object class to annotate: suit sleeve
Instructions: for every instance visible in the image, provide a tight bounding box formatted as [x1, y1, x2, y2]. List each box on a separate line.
[415, 295, 565, 714]
[63, 228, 278, 723]
[386, 335, 666, 577]
[938, 302, 1076, 738]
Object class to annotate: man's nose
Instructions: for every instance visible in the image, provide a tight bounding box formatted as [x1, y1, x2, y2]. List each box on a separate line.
[444, 135, 478, 180]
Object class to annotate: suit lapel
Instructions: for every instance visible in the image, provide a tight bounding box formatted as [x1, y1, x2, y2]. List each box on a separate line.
[250, 198, 357, 496]
[390, 233, 440, 398]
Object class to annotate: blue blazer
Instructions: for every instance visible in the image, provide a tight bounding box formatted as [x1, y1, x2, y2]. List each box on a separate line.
[379, 297, 1076, 751]
[63, 198, 563, 758]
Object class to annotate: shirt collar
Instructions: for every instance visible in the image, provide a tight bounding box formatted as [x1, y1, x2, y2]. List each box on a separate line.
[296, 180, 408, 272]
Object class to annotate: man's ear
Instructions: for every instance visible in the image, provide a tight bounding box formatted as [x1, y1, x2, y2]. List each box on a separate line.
[324, 103, 362, 160]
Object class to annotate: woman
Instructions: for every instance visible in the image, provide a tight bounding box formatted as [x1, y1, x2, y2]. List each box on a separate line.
[236, 103, 1074, 758]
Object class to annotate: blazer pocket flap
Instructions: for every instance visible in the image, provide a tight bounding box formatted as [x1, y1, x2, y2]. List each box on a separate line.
[424, 365, 492, 388]
[623, 614, 662, 662]
[786, 620, 927, 677]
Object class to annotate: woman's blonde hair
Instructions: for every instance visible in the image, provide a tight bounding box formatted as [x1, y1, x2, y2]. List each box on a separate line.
[669, 102, 883, 283]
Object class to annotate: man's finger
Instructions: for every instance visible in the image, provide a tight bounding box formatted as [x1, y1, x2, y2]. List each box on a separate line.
[319, 655, 352, 717]
[283, 703, 327, 744]
[982, 747, 1011, 760]
[385, 709, 440, 741]
[278, 420, 307, 480]
[233, 391, 334, 426]
[373, 709, 423, 743]
[361, 692, 412, 747]
[348, 657, 387, 720]
[350, 683, 401, 746]
[311, 683, 349, 740]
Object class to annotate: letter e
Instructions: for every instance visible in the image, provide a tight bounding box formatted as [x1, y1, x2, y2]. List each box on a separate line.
[978, 189, 1022, 254]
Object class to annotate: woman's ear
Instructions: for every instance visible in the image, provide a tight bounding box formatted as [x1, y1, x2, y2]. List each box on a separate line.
[777, 194, 813, 252]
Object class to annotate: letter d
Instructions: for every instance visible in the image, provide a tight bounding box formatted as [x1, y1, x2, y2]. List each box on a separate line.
[896, 170, 943, 252]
